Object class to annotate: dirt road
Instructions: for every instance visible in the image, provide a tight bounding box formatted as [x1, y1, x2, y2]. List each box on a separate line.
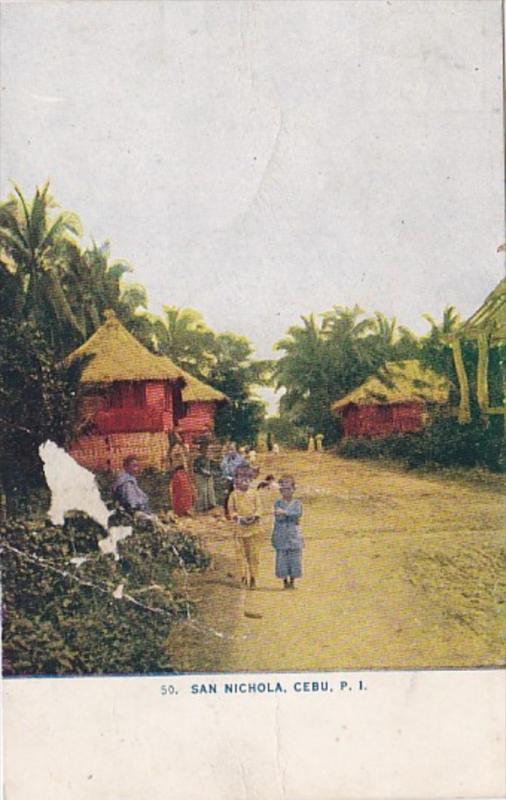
[169, 451, 505, 672]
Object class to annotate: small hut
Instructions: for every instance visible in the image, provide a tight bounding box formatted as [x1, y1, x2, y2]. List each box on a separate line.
[446, 278, 506, 423]
[66, 311, 226, 471]
[178, 373, 227, 442]
[331, 360, 450, 438]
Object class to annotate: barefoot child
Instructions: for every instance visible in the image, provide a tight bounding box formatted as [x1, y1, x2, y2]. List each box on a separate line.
[271, 475, 303, 589]
[228, 466, 262, 589]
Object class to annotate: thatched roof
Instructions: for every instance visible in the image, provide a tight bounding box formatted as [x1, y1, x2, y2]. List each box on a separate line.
[67, 311, 183, 383]
[67, 311, 226, 402]
[452, 278, 506, 344]
[180, 371, 226, 403]
[331, 360, 450, 412]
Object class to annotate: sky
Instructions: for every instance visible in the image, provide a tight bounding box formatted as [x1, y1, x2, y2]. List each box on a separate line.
[1, 0, 505, 410]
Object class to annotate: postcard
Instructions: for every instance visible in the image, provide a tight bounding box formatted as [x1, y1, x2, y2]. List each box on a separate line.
[1, 1, 505, 798]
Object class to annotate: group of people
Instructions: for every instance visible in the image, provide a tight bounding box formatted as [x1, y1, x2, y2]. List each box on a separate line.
[112, 435, 260, 522]
[228, 468, 303, 590]
[307, 433, 324, 452]
[112, 437, 304, 591]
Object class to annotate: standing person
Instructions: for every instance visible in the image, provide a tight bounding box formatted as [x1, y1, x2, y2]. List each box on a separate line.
[193, 442, 216, 512]
[307, 434, 315, 452]
[271, 475, 303, 590]
[168, 431, 194, 516]
[315, 433, 324, 452]
[266, 432, 273, 452]
[229, 467, 262, 589]
[220, 442, 248, 519]
[245, 446, 257, 466]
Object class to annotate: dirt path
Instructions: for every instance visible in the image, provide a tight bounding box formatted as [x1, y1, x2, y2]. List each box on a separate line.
[168, 451, 505, 672]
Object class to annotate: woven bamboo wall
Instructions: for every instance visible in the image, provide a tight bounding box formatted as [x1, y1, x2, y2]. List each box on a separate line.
[342, 402, 425, 438]
[145, 381, 168, 411]
[69, 431, 169, 472]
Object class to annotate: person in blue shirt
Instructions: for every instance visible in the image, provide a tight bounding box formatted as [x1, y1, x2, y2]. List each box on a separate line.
[220, 442, 248, 518]
[271, 475, 303, 589]
[112, 455, 151, 513]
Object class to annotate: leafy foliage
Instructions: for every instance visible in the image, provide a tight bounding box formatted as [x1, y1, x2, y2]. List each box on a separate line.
[0, 318, 83, 515]
[337, 414, 505, 472]
[0, 183, 269, 507]
[1, 516, 210, 676]
[208, 333, 268, 444]
[0, 183, 84, 355]
[273, 306, 417, 443]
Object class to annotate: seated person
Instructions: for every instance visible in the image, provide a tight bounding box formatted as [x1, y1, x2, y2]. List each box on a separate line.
[112, 455, 151, 514]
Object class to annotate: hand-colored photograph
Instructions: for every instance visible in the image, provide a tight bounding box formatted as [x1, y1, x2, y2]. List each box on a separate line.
[1, 0, 504, 679]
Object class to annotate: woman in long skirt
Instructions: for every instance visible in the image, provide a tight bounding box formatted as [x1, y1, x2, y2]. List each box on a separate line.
[168, 432, 194, 516]
[193, 442, 216, 512]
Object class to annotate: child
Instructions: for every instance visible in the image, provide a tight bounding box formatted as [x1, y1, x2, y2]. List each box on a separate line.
[228, 466, 262, 589]
[271, 475, 303, 589]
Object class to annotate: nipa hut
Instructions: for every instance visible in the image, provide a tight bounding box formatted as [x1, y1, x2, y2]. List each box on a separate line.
[66, 310, 226, 471]
[445, 278, 506, 423]
[331, 360, 450, 438]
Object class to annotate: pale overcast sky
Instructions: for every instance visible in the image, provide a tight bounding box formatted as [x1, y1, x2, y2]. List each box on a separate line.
[1, 0, 504, 372]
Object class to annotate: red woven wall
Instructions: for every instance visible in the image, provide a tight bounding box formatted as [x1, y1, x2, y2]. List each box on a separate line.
[342, 402, 424, 438]
[178, 402, 215, 444]
[94, 408, 172, 434]
[145, 381, 167, 411]
[69, 431, 169, 472]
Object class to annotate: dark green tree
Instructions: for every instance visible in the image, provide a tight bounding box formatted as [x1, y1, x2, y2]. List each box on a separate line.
[0, 183, 85, 355]
[0, 318, 83, 514]
[208, 333, 268, 444]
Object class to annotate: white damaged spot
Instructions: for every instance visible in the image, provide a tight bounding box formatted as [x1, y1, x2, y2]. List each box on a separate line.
[39, 441, 111, 529]
[98, 526, 133, 560]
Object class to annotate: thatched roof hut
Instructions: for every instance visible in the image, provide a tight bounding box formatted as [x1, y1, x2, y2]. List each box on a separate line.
[67, 311, 226, 470]
[67, 309, 183, 383]
[331, 360, 450, 438]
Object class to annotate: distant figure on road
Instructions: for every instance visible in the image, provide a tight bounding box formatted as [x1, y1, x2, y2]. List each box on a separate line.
[266, 432, 273, 452]
[272, 442, 280, 455]
[307, 435, 315, 452]
[315, 433, 324, 452]
[245, 446, 257, 466]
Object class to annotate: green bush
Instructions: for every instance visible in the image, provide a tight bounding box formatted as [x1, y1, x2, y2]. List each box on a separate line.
[337, 414, 505, 472]
[0, 318, 82, 516]
[1, 515, 210, 676]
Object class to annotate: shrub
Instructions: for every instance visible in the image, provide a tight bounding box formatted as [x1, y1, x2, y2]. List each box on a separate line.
[1, 515, 210, 676]
[0, 318, 82, 516]
[337, 414, 505, 472]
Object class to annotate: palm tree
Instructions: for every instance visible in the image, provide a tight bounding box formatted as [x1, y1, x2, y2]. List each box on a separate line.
[419, 305, 462, 385]
[274, 314, 332, 432]
[157, 306, 217, 377]
[0, 183, 84, 353]
[423, 305, 461, 337]
[274, 314, 326, 398]
[61, 240, 142, 339]
[321, 304, 373, 341]
[371, 312, 397, 347]
[321, 305, 377, 396]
